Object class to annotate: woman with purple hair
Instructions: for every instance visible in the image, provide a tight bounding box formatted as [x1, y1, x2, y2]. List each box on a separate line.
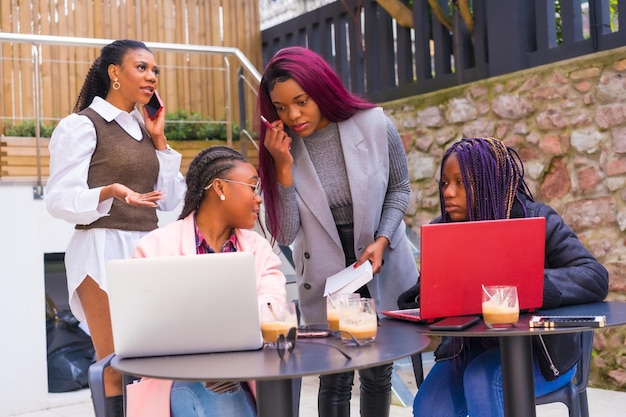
[399, 137, 608, 417]
[256, 46, 418, 417]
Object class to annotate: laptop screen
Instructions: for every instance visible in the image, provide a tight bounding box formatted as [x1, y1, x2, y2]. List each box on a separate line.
[106, 252, 263, 358]
[418, 217, 546, 320]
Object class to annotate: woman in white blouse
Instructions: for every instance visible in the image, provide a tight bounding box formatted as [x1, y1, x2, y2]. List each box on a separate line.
[45, 39, 186, 417]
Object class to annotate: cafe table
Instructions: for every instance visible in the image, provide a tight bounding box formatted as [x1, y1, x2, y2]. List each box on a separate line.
[112, 318, 431, 417]
[409, 301, 626, 417]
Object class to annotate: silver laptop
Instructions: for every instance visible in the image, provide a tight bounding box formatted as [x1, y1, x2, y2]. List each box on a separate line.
[106, 252, 263, 358]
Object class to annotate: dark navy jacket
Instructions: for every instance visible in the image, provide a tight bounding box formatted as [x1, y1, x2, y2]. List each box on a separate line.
[398, 194, 609, 380]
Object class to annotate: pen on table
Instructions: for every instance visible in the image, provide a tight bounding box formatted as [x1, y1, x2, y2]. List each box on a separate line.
[543, 321, 602, 328]
[261, 115, 273, 129]
[540, 316, 599, 322]
[550, 317, 596, 321]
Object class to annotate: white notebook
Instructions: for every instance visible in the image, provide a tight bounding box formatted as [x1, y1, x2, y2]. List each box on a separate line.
[324, 261, 373, 297]
[106, 252, 263, 358]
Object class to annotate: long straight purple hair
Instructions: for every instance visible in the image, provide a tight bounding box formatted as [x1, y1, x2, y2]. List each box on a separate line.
[439, 137, 534, 222]
[257, 46, 375, 240]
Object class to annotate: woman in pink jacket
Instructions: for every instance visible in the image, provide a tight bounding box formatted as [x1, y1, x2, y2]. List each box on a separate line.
[130, 146, 287, 417]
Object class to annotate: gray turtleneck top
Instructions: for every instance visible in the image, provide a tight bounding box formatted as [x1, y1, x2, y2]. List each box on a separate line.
[275, 116, 410, 245]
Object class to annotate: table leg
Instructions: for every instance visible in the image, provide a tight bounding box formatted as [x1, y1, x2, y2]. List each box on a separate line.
[500, 335, 536, 417]
[256, 379, 295, 417]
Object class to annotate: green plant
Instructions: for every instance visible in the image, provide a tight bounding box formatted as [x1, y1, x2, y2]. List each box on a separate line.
[197, 121, 241, 141]
[4, 120, 56, 137]
[164, 109, 205, 140]
[164, 109, 240, 141]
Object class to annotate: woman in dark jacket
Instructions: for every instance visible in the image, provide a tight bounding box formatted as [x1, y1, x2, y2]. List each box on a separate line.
[402, 137, 608, 417]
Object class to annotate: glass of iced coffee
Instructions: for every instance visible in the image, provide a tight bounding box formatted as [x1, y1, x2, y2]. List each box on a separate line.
[260, 301, 298, 348]
[338, 297, 378, 345]
[326, 293, 360, 331]
[481, 285, 519, 329]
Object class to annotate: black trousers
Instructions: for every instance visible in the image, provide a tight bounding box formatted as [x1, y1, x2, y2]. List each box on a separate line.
[318, 364, 393, 417]
[316, 224, 393, 417]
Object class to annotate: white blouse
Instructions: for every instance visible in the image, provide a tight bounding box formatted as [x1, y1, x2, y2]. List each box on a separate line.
[45, 96, 187, 322]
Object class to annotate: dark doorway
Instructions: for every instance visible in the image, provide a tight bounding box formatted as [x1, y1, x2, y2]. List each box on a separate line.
[44, 252, 69, 310]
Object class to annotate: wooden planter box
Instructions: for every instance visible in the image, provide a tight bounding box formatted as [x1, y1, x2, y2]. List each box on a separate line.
[0, 136, 258, 178]
[0, 136, 50, 177]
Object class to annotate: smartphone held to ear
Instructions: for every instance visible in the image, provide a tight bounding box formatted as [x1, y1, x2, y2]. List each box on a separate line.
[145, 91, 164, 120]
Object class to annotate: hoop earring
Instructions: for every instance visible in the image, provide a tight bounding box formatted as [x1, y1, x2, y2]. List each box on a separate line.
[220, 194, 226, 201]
[112, 78, 120, 90]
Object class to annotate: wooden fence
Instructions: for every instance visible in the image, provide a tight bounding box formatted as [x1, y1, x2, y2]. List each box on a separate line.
[0, 0, 263, 133]
[262, 0, 626, 103]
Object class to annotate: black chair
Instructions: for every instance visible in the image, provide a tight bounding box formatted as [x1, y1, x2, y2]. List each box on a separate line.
[535, 330, 594, 417]
[411, 352, 425, 388]
[88, 354, 113, 417]
[88, 353, 136, 417]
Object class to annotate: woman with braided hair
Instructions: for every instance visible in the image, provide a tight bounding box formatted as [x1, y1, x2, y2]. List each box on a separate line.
[130, 145, 287, 417]
[45, 39, 186, 416]
[400, 137, 608, 417]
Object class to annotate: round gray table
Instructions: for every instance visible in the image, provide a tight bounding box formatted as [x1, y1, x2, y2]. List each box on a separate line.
[112, 318, 431, 417]
[408, 301, 626, 417]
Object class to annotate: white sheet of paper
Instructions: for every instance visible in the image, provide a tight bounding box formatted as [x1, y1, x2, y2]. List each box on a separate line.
[323, 261, 373, 297]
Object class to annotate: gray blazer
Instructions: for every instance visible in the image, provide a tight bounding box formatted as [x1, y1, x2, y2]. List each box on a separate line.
[286, 108, 418, 324]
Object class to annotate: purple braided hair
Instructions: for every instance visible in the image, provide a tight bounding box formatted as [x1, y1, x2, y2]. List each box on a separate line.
[439, 137, 533, 222]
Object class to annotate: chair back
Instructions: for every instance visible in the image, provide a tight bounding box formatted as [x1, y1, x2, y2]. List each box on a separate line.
[535, 330, 594, 417]
[577, 330, 594, 392]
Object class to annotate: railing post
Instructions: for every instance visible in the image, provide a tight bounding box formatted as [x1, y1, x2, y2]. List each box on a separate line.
[451, 1, 474, 84]
[484, 0, 535, 76]
[238, 67, 248, 160]
[589, 0, 613, 51]
[223, 57, 233, 148]
[32, 43, 44, 199]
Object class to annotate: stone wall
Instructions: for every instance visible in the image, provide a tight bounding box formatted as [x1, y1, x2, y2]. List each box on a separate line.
[383, 46, 626, 390]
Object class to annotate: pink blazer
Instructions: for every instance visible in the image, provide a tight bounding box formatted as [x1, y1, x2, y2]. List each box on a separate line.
[132, 211, 287, 307]
[127, 212, 288, 416]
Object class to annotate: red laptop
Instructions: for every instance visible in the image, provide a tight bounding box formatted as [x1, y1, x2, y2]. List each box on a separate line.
[383, 217, 546, 322]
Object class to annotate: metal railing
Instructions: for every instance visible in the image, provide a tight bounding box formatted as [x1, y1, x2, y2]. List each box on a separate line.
[0, 33, 262, 197]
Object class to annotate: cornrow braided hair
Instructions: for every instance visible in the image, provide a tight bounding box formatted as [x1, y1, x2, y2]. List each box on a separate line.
[439, 137, 533, 222]
[73, 39, 151, 112]
[178, 145, 248, 220]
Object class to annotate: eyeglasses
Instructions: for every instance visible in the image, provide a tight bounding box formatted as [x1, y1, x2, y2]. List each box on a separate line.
[275, 327, 361, 361]
[276, 327, 297, 360]
[204, 178, 262, 196]
[330, 330, 364, 347]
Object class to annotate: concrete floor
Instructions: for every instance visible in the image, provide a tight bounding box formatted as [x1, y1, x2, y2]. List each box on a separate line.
[10, 354, 626, 417]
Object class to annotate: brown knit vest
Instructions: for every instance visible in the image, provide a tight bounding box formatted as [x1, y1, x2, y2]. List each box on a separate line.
[75, 107, 159, 232]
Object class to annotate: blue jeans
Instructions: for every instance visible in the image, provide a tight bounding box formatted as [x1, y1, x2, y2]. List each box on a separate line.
[413, 345, 577, 417]
[170, 381, 256, 417]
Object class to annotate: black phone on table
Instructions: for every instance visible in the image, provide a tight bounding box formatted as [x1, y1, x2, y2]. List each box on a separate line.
[297, 325, 331, 338]
[429, 316, 480, 331]
[297, 329, 331, 338]
[145, 91, 164, 120]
